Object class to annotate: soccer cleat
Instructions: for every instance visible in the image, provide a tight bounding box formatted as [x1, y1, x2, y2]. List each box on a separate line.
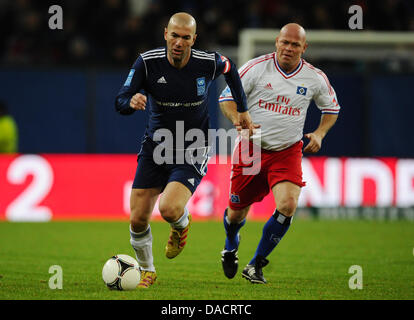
[165, 213, 192, 259]
[137, 269, 157, 289]
[221, 249, 239, 279]
[241, 255, 269, 284]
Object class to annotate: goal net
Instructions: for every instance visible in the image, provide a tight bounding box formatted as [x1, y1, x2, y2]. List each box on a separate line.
[238, 29, 414, 66]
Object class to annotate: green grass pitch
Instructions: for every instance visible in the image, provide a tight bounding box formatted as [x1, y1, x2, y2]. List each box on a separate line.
[0, 219, 413, 300]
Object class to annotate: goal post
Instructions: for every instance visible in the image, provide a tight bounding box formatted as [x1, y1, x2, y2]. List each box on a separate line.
[238, 29, 414, 65]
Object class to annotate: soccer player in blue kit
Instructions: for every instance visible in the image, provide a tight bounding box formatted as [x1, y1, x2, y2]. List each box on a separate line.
[115, 12, 256, 288]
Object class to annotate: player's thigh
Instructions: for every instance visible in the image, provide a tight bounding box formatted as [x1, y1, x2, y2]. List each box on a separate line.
[158, 181, 193, 222]
[130, 187, 162, 230]
[271, 181, 301, 216]
[228, 167, 268, 212]
[132, 155, 168, 189]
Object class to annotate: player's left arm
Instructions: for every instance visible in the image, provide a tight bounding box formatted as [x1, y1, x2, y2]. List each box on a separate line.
[303, 114, 338, 153]
[215, 53, 259, 136]
[304, 73, 340, 154]
[214, 54, 248, 112]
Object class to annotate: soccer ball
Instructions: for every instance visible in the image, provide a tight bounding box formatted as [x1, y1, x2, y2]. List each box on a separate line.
[102, 254, 140, 290]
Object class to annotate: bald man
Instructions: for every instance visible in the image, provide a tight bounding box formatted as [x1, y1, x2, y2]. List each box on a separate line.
[219, 23, 340, 284]
[115, 12, 254, 288]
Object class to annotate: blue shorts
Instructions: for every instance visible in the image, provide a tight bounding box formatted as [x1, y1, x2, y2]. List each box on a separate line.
[132, 137, 208, 194]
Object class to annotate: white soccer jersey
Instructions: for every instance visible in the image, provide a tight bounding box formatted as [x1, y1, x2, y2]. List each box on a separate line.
[219, 52, 340, 151]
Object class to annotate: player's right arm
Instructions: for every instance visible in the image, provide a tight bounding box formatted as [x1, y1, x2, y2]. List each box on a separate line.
[115, 55, 147, 115]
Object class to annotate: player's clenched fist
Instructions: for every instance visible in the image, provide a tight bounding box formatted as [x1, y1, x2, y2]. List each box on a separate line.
[236, 111, 261, 137]
[130, 93, 147, 110]
[303, 132, 322, 153]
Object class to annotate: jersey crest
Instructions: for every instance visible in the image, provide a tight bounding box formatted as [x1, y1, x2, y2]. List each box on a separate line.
[196, 77, 206, 96]
[296, 86, 307, 96]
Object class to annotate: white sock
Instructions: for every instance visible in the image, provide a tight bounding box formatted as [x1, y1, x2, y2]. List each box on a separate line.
[129, 225, 156, 272]
[170, 207, 189, 230]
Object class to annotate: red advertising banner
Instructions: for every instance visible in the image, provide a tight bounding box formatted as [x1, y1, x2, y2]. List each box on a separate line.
[1, 155, 413, 221]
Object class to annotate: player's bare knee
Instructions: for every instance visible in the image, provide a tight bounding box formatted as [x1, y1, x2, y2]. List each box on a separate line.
[159, 203, 183, 223]
[227, 207, 248, 223]
[277, 197, 297, 217]
[130, 215, 149, 233]
[129, 203, 150, 227]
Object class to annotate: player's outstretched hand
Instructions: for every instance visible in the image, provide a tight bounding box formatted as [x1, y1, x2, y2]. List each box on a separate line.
[130, 93, 147, 110]
[303, 132, 322, 153]
[236, 111, 260, 137]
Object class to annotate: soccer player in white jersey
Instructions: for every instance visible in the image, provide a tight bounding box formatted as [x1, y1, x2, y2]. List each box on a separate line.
[219, 23, 340, 284]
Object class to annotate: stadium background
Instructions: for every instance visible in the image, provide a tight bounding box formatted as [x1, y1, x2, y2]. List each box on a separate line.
[0, 0, 414, 221]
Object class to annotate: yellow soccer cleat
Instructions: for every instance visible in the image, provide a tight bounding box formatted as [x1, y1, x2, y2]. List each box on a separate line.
[137, 269, 157, 289]
[165, 213, 192, 259]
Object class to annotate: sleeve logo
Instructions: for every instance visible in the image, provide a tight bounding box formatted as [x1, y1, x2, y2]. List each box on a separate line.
[196, 77, 206, 96]
[124, 69, 135, 87]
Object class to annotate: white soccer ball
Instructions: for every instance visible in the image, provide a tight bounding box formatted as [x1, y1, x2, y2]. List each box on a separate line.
[102, 254, 140, 290]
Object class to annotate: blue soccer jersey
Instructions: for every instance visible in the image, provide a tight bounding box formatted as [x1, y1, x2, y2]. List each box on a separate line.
[115, 47, 248, 149]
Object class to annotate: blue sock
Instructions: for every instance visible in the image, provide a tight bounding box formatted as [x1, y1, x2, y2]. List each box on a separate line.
[223, 208, 246, 251]
[249, 210, 292, 265]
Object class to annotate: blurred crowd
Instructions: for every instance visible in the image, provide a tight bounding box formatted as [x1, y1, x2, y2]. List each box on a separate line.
[1, 0, 413, 67]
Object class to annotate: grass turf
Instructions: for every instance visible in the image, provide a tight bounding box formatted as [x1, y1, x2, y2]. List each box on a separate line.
[0, 219, 413, 300]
